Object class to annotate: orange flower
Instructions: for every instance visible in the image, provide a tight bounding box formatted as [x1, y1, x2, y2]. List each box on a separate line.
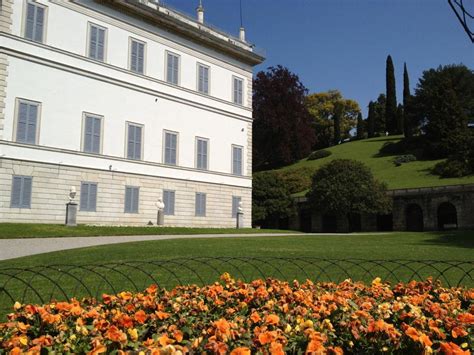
[451, 326, 468, 339]
[269, 341, 285, 355]
[265, 314, 280, 325]
[89, 343, 107, 355]
[307, 338, 325, 353]
[457, 313, 474, 324]
[105, 326, 127, 344]
[9, 348, 21, 355]
[250, 312, 261, 323]
[230, 347, 251, 355]
[439, 342, 470, 355]
[158, 334, 175, 347]
[134, 310, 147, 324]
[173, 330, 184, 343]
[258, 331, 277, 345]
[214, 318, 231, 337]
[419, 334, 433, 347]
[146, 284, 158, 294]
[156, 311, 170, 320]
[405, 326, 419, 342]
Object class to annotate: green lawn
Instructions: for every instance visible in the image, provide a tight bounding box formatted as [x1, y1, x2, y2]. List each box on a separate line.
[278, 136, 474, 195]
[0, 223, 296, 239]
[0, 231, 473, 318]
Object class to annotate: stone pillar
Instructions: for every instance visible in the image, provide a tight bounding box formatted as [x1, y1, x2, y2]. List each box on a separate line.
[65, 202, 78, 227]
[157, 209, 164, 226]
[236, 212, 244, 229]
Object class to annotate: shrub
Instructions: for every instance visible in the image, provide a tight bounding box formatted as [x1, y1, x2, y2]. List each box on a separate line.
[307, 149, 332, 161]
[433, 159, 472, 178]
[0, 276, 472, 354]
[275, 167, 315, 194]
[393, 154, 417, 166]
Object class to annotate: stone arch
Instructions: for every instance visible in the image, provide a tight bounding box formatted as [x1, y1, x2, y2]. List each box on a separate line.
[406, 203, 424, 231]
[437, 202, 458, 230]
[322, 214, 337, 233]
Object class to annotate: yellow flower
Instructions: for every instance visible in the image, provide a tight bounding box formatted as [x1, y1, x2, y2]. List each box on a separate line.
[372, 277, 382, 286]
[69, 334, 77, 341]
[13, 302, 22, 310]
[461, 343, 468, 349]
[128, 328, 138, 342]
[285, 324, 292, 333]
[19, 335, 28, 346]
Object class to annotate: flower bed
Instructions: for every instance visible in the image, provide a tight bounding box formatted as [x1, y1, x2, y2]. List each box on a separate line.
[0, 275, 472, 354]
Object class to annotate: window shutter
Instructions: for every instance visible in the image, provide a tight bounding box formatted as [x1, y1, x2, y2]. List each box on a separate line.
[26, 104, 37, 144]
[171, 134, 177, 164]
[22, 177, 32, 208]
[127, 125, 135, 159]
[195, 193, 199, 216]
[204, 67, 209, 93]
[89, 183, 97, 211]
[167, 53, 173, 83]
[232, 196, 241, 218]
[169, 191, 175, 215]
[134, 126, 142, 160]
[201, 194, 206, 216]
[97, 28, 105, 61]
[80, 183, 89, 210]
[34, 5, 44, 42]
[173, 56, 179, 84]
[89, 26, 97, 59]
[17, 102, 28, 142]
[92, 117, 101, 153]
[132, 188, 139, 213]
[125, 187, 132, 212]
[84, 116, 93, 152]
[25, 3, 35, 40]
[11, 177, 22, 207]
[131, 41, 138, 72]
[137, 42, 144, 73]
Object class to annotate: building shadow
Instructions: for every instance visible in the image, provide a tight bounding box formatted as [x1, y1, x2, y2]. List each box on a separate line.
[420, 231, 474, 249]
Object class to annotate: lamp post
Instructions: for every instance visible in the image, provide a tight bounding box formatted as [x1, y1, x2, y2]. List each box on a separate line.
[156, 198, 165, 226]
[236, 201, 244, 229]
[65, 186, 78, 227]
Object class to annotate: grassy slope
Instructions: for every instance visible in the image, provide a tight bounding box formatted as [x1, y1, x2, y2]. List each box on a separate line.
[0, 223, 297, 239]
[277, 136, 474, 194]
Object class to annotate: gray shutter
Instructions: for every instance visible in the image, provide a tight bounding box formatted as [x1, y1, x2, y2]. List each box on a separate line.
[127, 125, 135, 159]
[125, 187, 132, 212]
[232, 196, 241, 218]
[195, 193, 200, 216]
[80, 183, 89, 210]
[169, 191, 175, 215]
[10, 177, 22, 207]
[131, 40, 137, 72]
[26, 104, 37, 144]
[202, 140, 207, 169]
[97, 27, 105, 61]
[22, 177, 32, 208]
[89, 26, 97, 59]
[233, 78, 238, 103]
[89, 183, 97, 211]
[134, 126, 142, 160]
[34, 5, 44, 42]
[167, 53, 173, 83]
[201, 193, 206, 216]
[132, 188, 139, 213]
[173, 55, 179, 84]
[171, 134, 177, 164]
[92, 117, 101, 153]
[198, 66, 204, 92]
[137, 42, 144, 73]
[16, 102, 28, 142]
[84, 116, 93, 152]
[25, 3, 35, 40]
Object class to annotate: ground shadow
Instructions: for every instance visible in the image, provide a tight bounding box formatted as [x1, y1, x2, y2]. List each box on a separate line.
[420, 231, 474, 249]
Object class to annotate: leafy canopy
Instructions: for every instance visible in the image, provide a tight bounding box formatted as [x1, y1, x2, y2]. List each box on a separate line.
[307, 159, 392, 216]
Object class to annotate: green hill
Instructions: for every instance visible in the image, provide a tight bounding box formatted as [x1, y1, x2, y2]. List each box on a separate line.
[275, 136, 474, 196]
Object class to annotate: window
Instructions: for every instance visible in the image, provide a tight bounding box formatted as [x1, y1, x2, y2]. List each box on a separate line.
[126, 123, 143, 160]
[10, 176, 32, 208]
[166, 52, 180, 85]
[196, 137, 208, 170]
[197, 63, 209, 94]
[88, 23, 106, 61]
[233, 77, 243, 105]
[80, 182, 97, 212]
[164, 131, 178, 165]
[130, 38, 145, 74]
[163, 190, 175, 216]
[24, 1, 46, 43]
[83, 114, 102, 154]
[232, 145, 243, 175]
[195, 192, 206, 217]
[16, 99, 39, 144]
[232, 196, 242, 218]
[124, 186, 139, 213]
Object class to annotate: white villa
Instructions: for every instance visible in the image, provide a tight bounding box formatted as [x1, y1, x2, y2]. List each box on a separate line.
[0, 0, 264, 227]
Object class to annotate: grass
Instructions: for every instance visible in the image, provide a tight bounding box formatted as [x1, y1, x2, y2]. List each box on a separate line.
[0, 231, 473, 318]
[0, 223, 297, 239]
[277, 136, 474, 195]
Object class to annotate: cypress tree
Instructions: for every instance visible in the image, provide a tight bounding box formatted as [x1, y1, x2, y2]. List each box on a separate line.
[367, 101, 375, 138]
[385, 55, 397, 134]
[396, 104, 404, 134]
[356, 112, 365, 139]
[333, 102, 342, 145]
[403, 63, 412, 137]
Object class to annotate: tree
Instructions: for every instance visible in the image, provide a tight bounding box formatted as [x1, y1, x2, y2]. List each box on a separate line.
[367, 101, 376, 138]
[412, 64, 474, 156]
[372, 94, 387, 135]
[356, 112, 365, 139]
[385, 55, 398, 134]
[333, 102, 342, 144]
[252, 171, 296, 227]
[306, 90, 360, 149]
[403, 63, 413, 137]
[253, 66, 316, 171]
[307, 160, 392, 226]
[396, 104, 404, 134]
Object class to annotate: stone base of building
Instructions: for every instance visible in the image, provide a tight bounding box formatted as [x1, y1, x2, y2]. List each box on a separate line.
[0, 159, 251, 227]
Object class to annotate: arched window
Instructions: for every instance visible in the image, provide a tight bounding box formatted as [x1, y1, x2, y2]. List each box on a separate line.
[406, 204, 424, 232]
[437, 202, 458, 230]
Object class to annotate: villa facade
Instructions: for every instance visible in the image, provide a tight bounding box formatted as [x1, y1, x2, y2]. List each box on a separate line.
[0, 0, 264, 226]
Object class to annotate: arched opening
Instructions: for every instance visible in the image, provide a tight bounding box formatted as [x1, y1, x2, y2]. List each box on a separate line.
[406, 204, 424, 231]
[322, 214, 337, 233]
[377, 214, 393, 231]
[437, 202, 458, 230]
[299, 209, 312, 233]
[348, 213, 361, 232]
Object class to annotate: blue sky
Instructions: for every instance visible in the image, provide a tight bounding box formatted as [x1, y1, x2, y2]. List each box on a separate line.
[165, 0, 473, 115]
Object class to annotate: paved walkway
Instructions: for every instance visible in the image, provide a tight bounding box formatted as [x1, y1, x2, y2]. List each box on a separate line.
[0, 233, 302, 261]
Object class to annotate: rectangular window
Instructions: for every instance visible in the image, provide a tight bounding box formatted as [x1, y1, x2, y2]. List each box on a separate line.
[83, 114, 102, 154]
[196, 138, 208, 170]
[124, 186, 139, 213]
[130, 38, 145, 74]
[127, 123, 143, 160]
[163, 190, 175, 216]
[10, 176, 32, 208]
[232, 196, 242, 218]
[80, 182, 97, 212]
[25, 1, 46, 43]
[164, 131, 178, 165]
[166, 52, 180, 85]
[16, 100, 39, 144]
[233, 77, 243, 105]
[88, 23, 106, 61]
[195, 192, 206, 217]
[232, 145, 243, 175]
[197, 63, 209, 94]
